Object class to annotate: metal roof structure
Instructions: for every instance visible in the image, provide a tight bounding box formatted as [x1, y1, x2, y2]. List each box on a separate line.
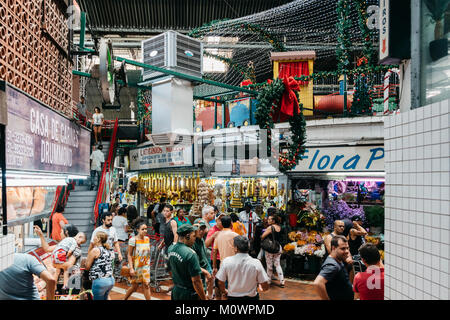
[76, 0, 294, 35]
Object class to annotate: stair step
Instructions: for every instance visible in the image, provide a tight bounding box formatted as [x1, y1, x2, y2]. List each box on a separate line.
[68, 219, 94, 227]
[65, 207, 94, 214]
[69, 190, 98, 196]
[67, 196, 97, 203]
[64, 212, 94, 220]
[74, 185, 90, 191]
[66, 201, 96, 208]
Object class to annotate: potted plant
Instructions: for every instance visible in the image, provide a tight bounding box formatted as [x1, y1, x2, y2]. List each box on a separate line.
[424, 0, 450, 61]
[364, 205, 384, 234]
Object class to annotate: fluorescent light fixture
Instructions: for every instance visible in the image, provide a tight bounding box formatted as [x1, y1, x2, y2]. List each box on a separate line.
[345, 177, 385, 182]
[326, 172, 385, 177]
[4, 178, 67, 187]
[67, 175, 89, 180]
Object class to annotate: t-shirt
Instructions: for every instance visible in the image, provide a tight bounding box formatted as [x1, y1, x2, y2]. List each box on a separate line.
[0, 253, 46, 300]
[76, 102, 87, 117]
[206, 225, 221, 261]
[54, 237, 78, 254]
[90, 225, 118, 250]
[318, 256, 354, 300]
[353, 267, 384, 300]
[192, 238, 210, 271]
[167, 242, 202, 291]
[213, 228, 239, 262]
[90, 150, 105, 171]
[51, 212, 68, 241]
[216, 253, 269, 298]
[92, 113, 104, 125]
[112, 216, 129, 241]
[238, 211, 260, 238]
[232, 221, 247, 236]
[174, 216, 192, 228]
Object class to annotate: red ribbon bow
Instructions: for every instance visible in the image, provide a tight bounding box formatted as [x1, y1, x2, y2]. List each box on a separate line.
[280, 76, 301, 118]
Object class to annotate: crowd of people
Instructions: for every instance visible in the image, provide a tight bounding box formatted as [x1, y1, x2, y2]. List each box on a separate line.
[0, 195, 384, 301]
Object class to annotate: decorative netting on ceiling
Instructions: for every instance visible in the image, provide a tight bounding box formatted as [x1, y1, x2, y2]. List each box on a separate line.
[190, 0, 379, 97]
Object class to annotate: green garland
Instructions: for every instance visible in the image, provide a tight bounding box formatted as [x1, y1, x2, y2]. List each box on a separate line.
[254, 79, 307, 172]
[336, 0, 353, 74]
[203, 51, 256, 82]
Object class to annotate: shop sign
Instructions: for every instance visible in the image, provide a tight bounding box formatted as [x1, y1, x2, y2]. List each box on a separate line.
[379, 0, 389, 61]
[4, 85, 91, 175]
[130, 144, 193, 171]
[292, 145, 384, 172]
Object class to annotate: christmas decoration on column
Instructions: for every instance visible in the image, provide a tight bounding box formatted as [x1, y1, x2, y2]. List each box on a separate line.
[350, 57, 373, 115]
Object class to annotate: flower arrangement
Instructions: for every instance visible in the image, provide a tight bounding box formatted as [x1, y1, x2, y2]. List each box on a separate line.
[322, 200, 366, 231]
[284, 230, 327, 257]
[297, 202, 326, 231]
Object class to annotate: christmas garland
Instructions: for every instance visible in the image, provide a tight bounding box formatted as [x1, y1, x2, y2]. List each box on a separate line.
[254, 79, 307, 172]
[203, 51, 256, 82]
[336, 0, 353, 74]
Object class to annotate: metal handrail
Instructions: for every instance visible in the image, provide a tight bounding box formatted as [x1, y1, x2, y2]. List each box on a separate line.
[93, 118, 119, 224]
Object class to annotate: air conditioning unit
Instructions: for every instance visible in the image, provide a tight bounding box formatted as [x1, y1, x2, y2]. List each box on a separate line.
[141, 31, 203, 82]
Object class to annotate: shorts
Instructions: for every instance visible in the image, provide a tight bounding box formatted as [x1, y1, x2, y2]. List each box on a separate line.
[52, 249, 68, 265]
[93, 124, 102, 127]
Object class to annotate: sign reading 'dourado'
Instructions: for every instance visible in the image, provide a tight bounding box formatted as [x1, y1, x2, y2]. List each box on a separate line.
[292, 145, 384, 172]
[130, 145, 193, 171]
[4, 85, 90, 175]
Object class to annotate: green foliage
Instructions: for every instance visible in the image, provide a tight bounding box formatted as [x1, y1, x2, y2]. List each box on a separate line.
[350, 74, 373, 115]
[424, 0, 450, 21]
[364, 205, 384, 228]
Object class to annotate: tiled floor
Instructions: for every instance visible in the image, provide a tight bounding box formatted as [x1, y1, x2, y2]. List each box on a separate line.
[109, 278, 320, 300]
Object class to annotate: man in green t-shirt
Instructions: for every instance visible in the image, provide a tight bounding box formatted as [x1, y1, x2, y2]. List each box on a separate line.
[167, 224, 207, 300]
[192, 220, 214, 299]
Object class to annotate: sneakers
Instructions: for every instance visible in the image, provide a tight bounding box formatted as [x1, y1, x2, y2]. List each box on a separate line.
[280, 281, 285, 288]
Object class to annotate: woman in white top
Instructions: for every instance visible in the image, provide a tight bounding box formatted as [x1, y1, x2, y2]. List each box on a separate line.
[92, 107, 104, 145]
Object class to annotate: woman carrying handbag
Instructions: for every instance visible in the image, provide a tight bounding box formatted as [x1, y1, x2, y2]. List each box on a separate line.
[124, 218, 152, 300]
[261, 215, 285, 288]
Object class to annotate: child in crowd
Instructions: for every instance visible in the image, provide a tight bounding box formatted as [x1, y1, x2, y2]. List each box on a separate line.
[52, 232, 87, 290]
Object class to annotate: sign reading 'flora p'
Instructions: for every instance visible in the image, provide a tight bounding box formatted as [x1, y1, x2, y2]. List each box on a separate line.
[4, 85, 91, 175]
[292, 145, 384, 172]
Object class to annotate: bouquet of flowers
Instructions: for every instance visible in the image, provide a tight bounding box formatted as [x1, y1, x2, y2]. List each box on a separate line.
[322, 200, 366, 231]
[297, 202, 326, 231]
[284, 230, 327, 257]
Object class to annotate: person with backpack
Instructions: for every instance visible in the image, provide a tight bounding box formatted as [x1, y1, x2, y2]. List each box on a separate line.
[261, 214, 285, 288]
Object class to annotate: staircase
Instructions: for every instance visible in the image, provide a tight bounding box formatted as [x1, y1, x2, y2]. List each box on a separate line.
[63, 124, 117, 255]
[64, 186, 97, 255]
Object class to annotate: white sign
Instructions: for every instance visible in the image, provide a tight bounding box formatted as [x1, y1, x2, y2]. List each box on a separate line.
[130, 145, 193, 171]
[379, 0, 389, 61]
[292, 146, 384, 172]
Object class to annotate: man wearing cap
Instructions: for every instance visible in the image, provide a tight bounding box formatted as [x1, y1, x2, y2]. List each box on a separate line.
[167, 224, 207, 300]
[239, 203, 260, 240]
[192, 220, 214, 299]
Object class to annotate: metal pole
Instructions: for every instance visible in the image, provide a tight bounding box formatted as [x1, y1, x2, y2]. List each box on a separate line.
[114, 57, 258, 95]
[214, 102, 218, 129]
[79, 12, 86, 50]
[1, 124, 7, 235]
[343, 74, 348, 116]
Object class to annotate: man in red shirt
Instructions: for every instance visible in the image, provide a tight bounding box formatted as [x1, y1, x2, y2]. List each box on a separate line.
[353, 243, 384, 300]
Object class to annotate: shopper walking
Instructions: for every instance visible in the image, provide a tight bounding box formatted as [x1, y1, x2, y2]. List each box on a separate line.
[212, 216, 239, 278]
[0, 253, 56, 300]
[90, 144, 105, 190]
[216, 236, 270, 300]
[313, 235, 354, 300]
[230, 213, 247, 236]
[348, 216, 368, 257]
[261, 214, 285, 288]
[201, 205, 215, 232]
[204, 212, 224, 299]
[192, 221, 214, 299]
[91, 106, 104, 145]
[85, 231, 115, 300]
[89, 212, 123, 263]
[167, 224, 207, 300]
[239, 203, 260, 240]
[353, 243, 384, 300]
[160, 204, 178, 252]
[151, 197, 166, 234]
[174, 208, 192, 228]
[124, 218, 152, 300]
[126, 205, 138, 225]
[323, 220, 345, 257]
[51, 204, 68, 242]
[76, 96, 87, 126]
